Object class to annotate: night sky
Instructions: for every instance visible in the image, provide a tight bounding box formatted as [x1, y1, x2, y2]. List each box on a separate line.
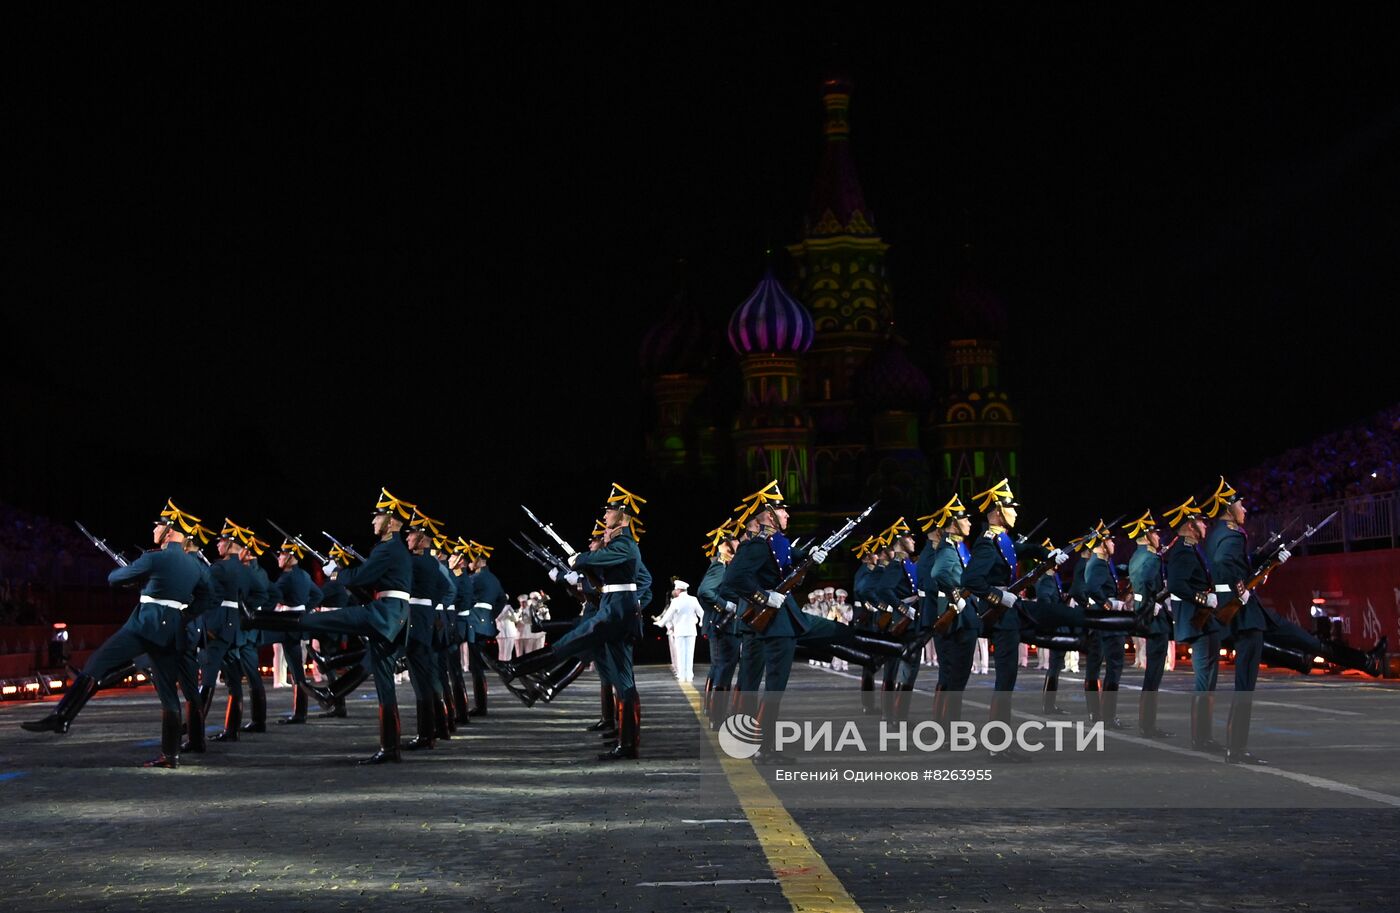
[6, 6, 1399, 585]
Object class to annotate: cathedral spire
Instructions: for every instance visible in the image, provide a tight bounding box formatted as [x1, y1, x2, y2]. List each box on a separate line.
[804, 75, 877, 239]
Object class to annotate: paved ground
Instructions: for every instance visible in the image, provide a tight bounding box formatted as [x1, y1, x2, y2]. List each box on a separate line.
[1, 662, 1397, 912]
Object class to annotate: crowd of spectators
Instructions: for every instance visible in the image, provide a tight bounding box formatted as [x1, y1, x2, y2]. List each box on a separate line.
[0, 504, 112, 624]
[1237, 403, 1400, 513]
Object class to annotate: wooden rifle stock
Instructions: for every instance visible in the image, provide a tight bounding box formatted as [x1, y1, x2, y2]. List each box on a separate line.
[931, 587, 970, 636]
[741, 557, 816, 633]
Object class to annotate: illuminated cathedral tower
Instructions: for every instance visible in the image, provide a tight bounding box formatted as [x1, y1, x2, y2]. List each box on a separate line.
[935, 265, 1021, 503]
[786, 76, 896, 505]
[727, 267, 816, 507]
[639, 262, 722, 482]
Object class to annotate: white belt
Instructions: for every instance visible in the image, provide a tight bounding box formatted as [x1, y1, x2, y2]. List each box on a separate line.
[220, 600, 239, 608]
[1133, 594, 1144, 603]
[473, 601, 493, 609]
[937, 591, 948, 598]
[602, 584, 637, 593]
[276, 604, 305, 613]
[409, 598, 434, 606]
[917, 590, 927, 598]
[142, 595, 189, 610]
[1213, 585, 1233, 593]
[376, 590, 410, 601]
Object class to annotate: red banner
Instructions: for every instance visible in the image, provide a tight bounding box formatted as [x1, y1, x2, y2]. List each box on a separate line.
[1254, 549, 1400, 652]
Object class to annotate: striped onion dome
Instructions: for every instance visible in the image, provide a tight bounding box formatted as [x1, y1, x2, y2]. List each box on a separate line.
[727, 267, 815, 355]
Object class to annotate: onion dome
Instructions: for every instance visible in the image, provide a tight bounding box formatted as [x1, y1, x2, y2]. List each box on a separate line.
[852, 334, 931, 411]
[640, 265, 710, 376]
[727, 267, 814, 355]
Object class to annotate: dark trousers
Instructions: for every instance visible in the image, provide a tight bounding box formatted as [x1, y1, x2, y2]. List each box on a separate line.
[1190, 634, 1221, 693]
[198, 634, 236, 692]
[709, 629, 740, 690]
[466, 640, 490, 709]
[1142, 633, 1170, 692]
[991, 624, 1020, 693]
[759, 636, 798, 694]
[1232, 628, 1263, 692]
[299, 606, 407, 711]
[406, 639, 445, 703]
[83, 622, 182, 712]
[1084, 633, 1126, 689]
[942, 628, 978, 691]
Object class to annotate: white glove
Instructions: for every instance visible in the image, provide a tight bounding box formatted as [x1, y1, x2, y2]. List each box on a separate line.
[810, 546, 829, 564]
[567, 552, 579, 568]
[724, 601, 737, 614]
[995, 589, 1017, 609]
[1204, 593, 1219, 609]
[1109, 598, 1126, 612]
[1051, 549, 1070, 566]
[1276, 548, 1292, 564]
[564, 571, 580, 586]
[765, 590, 786, 609]
[954, 597, 967, 613]
[322, 560, 339, 577]
[548, 568, 560, 582]
[1240, 589, 1252, 605]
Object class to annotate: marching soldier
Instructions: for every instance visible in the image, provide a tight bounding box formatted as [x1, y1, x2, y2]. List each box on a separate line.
[851, 537, 881, 713]
[248, 488, 414, 764]
[697, 522, 739, 720]
[403, 510, 454, 750]
[927, 496, 977, 731]
[1081, 521, 1128, 730]
[1164, 495, 1225, 754]
[961, 479, 1067, 762]
[498, 483, 649, 760]
[465, 541, 505, 716]
[305, 543, 361, 719]
[231, 532, 272, 734]
[23, 501, 210, 769]
[432, 536, 470, 728]
[200, 519, 256, 742]
[446, 537, 476, 724]
[873, 519, 916, 719]
[270, 538, 322, 725]
[1124, 511, 1174, 738]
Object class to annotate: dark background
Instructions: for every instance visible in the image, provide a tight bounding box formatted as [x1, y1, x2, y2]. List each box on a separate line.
[4, 5, 1398, 599]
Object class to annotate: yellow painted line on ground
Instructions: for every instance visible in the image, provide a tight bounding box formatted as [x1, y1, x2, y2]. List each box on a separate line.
[678, 681, 864, 913]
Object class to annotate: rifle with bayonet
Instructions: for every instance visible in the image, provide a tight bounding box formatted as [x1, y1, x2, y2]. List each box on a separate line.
[925, 518, 1042, 638]
[742, 501, 878, 634]
[76, 522, 128, 567]
[1252, 515, 1300, 567]
[1208, 511, 1337, 627]
[321, 531, 366, 564]
[976, 515, 1121, 627]
[920, 517, 1052, 639]
[522, 505, 579, 557]
[319, 530, 375, 603]
[267, 519, 330, 566]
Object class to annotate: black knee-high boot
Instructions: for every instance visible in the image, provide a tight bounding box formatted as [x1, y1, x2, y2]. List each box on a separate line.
[142, 710, 183, 769]
[21, 673, 99, 733]
[181, 698, 206, 752]
[212, 695, 241, 741]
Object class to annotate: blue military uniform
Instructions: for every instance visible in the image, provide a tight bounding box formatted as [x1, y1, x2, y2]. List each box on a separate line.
[248, 493, 414, 764]
[24, 502, 212, 769]
[467, 560, 505, 714]
[268, 559, 322, 723]
[1124, 514, 1174, 738]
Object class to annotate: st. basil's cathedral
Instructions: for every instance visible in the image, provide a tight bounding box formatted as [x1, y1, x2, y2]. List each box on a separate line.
[639, 76, 1021, 537]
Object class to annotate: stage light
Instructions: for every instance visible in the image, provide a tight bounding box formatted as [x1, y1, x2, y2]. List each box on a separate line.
[134, 673, 147, 682]
[1314, 656, 1326, 664]
[48, 680, 64, 689]
[1, 684, 17, 696]
[23, 681, 41, 692]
